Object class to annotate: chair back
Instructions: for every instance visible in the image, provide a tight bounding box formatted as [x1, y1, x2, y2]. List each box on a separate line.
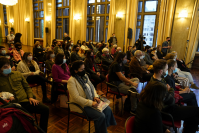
[106, 74, 109, 82]
[125, 116, 135, 133]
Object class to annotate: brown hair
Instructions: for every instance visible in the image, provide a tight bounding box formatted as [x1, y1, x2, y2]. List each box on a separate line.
[55, 53, 67, 73]
[140, 81, 167, 110]
[164, 53, 176, 60]
[157, 45, 162, 52]
[46, 50, 54, 60]
[167, 59, 176, 70]
[34, 41, 40, 48]
[153, 59, 167, 73]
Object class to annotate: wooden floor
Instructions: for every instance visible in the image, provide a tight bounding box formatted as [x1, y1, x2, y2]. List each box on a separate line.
[1, 43, 199, 133]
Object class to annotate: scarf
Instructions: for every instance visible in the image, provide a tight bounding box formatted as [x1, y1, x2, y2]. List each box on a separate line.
[74, 75, 95, 100]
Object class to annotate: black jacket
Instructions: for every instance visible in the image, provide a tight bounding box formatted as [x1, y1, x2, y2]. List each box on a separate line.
[101, 54, 113, 70]
[70, 51, 84, 63]
[108, 37, 117, 47]
[157, 51, 163, 59]
[0, 54, 13, 67]
[84, 58, 100, 75]
[135, 39, 146, 51]
[94, 51, 102, 64]
[33, 48, 44, 62]
[63, 36, 71, 44]
[14, 33, 22, 44]
[177, 59, 190, 72]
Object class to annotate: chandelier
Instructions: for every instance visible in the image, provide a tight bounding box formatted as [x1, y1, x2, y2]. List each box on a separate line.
[0, 0, 18, 6]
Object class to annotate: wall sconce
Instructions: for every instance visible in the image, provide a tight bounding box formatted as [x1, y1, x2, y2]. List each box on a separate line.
[74, 15, 81, 20]
[178, 10, 188, 18]
[46, 16, 51, 22]
[116, 12, 123, 19]
[9, 19, 14, 24]
[25, 18, 30, 22]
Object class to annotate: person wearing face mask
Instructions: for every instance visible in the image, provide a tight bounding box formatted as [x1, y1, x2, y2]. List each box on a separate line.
[63, 33, 71, 45]
[33, 41, 45, 62]
[144, 45, 153, 65]
[54, 41, 64, 55]
[68, 60, 116, 133]
[101, 48, 113, 71]
[162, 37, 172, 57]
[81, 41, 89, 51]
[70, 45, 84, 63]
[150, 59, 199, 133]
[0, 57, 49, 132]
[113, 47, 122, 59]
[108, 33, 117, 50]
[45, 50, 55, 71]
[7, 31, 15, 44]
[150, 48, 158, 61]
[13, 42, 24, 63]
[52, 39, 57, 49]
[14, 33, 22, 44]
[165, 59, 198, 107]
[109, 52, 139, 114]
[84, 50, 105, 88]
[87, 40, 94, 50]
[111, 44, 117, 56]
[17, 52, 51, 103]
[64, 43, 72, 64]
[156, 45, 164, 59]
[8, 43, 15, 58]
[130, 50, 153, 81]
[0, 46, 15, 71]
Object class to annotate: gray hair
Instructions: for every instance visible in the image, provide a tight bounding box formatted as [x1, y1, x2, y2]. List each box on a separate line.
[102, 48, 109, 53]
[134, 50, 142, 56]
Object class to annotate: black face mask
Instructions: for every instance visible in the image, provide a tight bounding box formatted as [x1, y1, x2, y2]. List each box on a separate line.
[76, 49, 79, 52]
[168, 40, 170, 42]
[77, 70, 85, 77]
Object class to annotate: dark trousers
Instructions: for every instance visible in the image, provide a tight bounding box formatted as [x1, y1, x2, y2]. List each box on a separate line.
[20, 102, 49, 132]
[142, 73, 153, 81]
[163, 105, 199, 133]
[26, 75, 48, 99]
[90, 73, 105, 88]
[180, 92, 198, 106]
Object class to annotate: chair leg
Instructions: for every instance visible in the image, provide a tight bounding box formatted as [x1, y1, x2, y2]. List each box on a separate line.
[121, 97, 123, 115]
[67, 110, 70, 133]
[88, 120, 90, 133]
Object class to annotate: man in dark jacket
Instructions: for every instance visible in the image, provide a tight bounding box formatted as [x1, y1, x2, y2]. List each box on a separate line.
[150, 59, 199, 133]
[63, 33, 71, 49]
[144, 45, 153, 65]
[135, 35, 146, 51]
[101, 48, 113, 71]
[162, 37, 172, 56]
[108, 33, 117, 48]
[70, 45, 84, 63]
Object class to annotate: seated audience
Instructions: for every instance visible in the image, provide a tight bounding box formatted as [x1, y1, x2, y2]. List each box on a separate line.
[45, 50, 55, 71]
[130, 50, 153, 81]
[81, 41, 89, 51]
[8, 43, 15, 57]
[78, 47, 86, 59]
[64, 43, 71, 63]
[88, 40, 94, 50]
[52, 39, 57, 49]
[54, 41, 64, 55]
[126, 46, 133, 61]
[84, 50, 105, 88]
[134, 82, 170, 133]
[144, 45, 153, 65]
[165, 53, 198, 89]
[17, 52, 50, 102]
[114, 47, 122, 58]
[108, 52, 139, 114]
[14, 33, 22, 44]
[150, 47, 158, 61]
[101, 48, 113, 71]
[52, 53, 71, 86]
[77, 40, 81, 46]
[131, 45, 136, 56]
[165, 59, 198, 106]
[0, 57, 49, 132]
[33, 41, 45, 62]
[150, 59, 199, 133]
[111, 44, 117, 55]
[13, 42, 24, 63]
[70, 45, 84, 63]
[171, 51, 190, 72]
[157, 45, 164, 59]
[0, 46, 15, 71]
[67, 60, 117, 133]
[7, 31, 15, 45]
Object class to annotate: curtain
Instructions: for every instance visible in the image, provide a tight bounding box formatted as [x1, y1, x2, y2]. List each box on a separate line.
[29, 0, 34, 47]
[43, 0, 47, 47]
[184, 0, 199, 68]
[6, 6, 13, 33]
[124, 0, 138, 52]
[107, 0, 115, 43]
[51, 0, 56, 44]
[80, 0, 87, 42]
[157, 0, 176, 47]
[0, 4, 5, 42]
[69, 0, 75, 42]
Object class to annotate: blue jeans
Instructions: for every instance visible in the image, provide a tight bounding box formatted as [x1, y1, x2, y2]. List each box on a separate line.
[83, 106, 117, 133]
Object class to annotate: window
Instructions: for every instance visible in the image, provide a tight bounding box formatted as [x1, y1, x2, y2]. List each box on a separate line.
[33, 0, 44, 38]
[3, 5, 8, 36]
[87, 0, 110, 42]
[56, 0, 70, 39]
[135, 0, 160, 47]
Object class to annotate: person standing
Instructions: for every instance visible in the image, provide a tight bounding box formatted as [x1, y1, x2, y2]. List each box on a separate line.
[63, 33, 71, 49]
[108, 33, 117, 51]
[162, 37, 172, 57]
[7, 31, 15, 44]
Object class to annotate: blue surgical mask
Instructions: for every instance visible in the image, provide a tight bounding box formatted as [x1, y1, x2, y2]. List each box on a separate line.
[173, 68, 178, 73]
[3, 67, 11, 75]
[123, 59, 127, 64]
[50, 54, 55, 58]
[1, 50, 6, 55]
[27, 56, 32, 61]
[71, 43, 73, 46]
[119, 51, 121, 52]
[69, 46, 71, 50]
[163, 70, 168, 78]
[37, 46, 41, 49]
[63, 59, 66, 64]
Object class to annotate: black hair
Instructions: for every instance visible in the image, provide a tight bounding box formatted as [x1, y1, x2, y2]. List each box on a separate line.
[110, 52, 126, 68]
[55, 53, 67, 73]
[70, 60, 84, 76]
[0, 57, 10, 69]
[0, 46, 5, 49]
[72, 45, 79, 52]
[145, 45, 151, 51]
[22, 52, 32, 63]
[85, 50, 94, 63]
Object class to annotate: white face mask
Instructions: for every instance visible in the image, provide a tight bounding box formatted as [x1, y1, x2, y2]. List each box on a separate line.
[140, 55, 144, 59]
[27, 56, 32, 61]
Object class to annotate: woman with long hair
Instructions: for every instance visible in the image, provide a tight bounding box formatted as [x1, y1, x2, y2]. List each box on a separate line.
[84, 50, 105, 88]
[156, 45, 163, 59]
[45, 50, 55, 71]
[33, 41, 45, 62]
[17, 52, 51, 102]
[67, 60, 116, 133]
[108, 52, 139, 114]
[134, 82, 170, 133]
[70, 45, 84, 63]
